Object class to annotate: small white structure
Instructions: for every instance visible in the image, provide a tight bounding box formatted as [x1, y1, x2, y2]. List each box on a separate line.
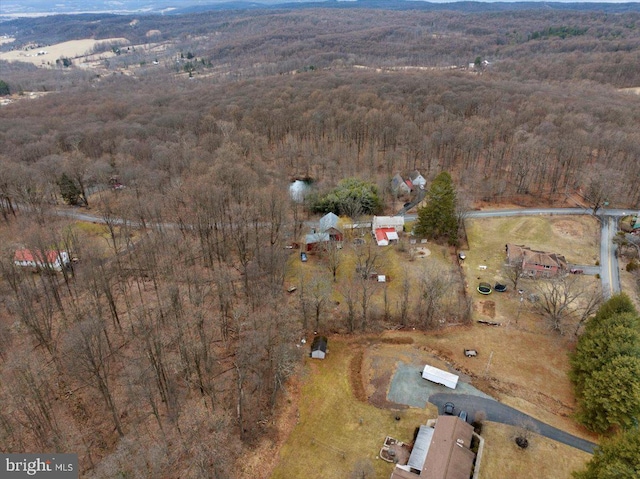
[422, 365, 459, 389]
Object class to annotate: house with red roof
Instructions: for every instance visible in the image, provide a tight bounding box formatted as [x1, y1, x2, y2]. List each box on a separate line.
[14, 249, 70, 272]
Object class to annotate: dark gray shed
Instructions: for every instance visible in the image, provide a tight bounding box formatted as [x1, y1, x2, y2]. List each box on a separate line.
[311, 336, 328, 359]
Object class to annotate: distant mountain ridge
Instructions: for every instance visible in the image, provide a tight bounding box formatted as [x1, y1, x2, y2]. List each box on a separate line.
[4, 0, 640, 17]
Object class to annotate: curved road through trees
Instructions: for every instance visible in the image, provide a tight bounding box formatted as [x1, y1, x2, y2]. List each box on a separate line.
[49, 205, 626, 296]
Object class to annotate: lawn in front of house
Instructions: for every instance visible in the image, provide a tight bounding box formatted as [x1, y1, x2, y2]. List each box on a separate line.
[478, 421, 591, 479]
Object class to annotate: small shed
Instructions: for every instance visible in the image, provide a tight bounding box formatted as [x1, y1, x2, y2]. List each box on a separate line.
[311, 336, 328, 359]
[421, 365, 459, 389]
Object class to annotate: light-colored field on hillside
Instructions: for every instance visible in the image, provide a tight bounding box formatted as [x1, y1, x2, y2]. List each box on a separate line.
[479, 421, 591, 479]
[0, 38, 128, 66]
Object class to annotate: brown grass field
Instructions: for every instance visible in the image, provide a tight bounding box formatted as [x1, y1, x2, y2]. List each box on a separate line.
[479, 421, 591, 479]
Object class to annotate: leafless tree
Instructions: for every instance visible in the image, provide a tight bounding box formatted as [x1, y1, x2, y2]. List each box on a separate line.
[322, 241, 342, 282]
[350, 459, 375, 479]
[414, 264, 454, 329]
[63, 317, 124, 437]
[305, 275, 331, 332]
[533, 276, 586, 334]
[504, 260, 524, 291]
[6, 352, 63, 450]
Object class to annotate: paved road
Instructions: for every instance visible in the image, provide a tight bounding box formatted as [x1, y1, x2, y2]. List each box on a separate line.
[50, 205, 625, 296]
[600, 216, 621, 299]
[429, 393, 596, 454]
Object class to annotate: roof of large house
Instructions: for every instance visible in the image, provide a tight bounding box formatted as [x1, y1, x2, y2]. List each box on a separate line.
[507, 244, 567, 269]
[390, 416, 476, 479]
[14, 249, 61, 264]
[421, 416, 475, 479]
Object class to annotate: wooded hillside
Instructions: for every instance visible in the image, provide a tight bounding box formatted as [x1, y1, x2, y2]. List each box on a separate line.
[0, 5, 639, 478]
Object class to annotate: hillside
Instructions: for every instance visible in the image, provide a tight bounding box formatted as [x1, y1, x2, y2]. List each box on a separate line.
[0, 4, 639, 478]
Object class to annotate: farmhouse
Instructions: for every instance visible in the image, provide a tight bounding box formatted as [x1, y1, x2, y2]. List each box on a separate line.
[391, 173, 412, 195]
[14, 249, 70, 272]
[372, 216, 404, 246]
[375, 227, 399, 246]
[506, 244, 567, 277]
[390, 416, 477, 479]
[305, 212, 344, 250]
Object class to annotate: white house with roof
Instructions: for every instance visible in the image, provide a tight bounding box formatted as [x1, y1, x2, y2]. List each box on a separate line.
[14, 249, 70, 272]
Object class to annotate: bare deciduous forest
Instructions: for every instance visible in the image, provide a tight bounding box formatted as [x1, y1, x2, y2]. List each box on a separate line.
[1, 4, 640, 478]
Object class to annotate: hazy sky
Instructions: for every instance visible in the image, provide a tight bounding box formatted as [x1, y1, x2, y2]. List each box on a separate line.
[2, 0, 637, 15]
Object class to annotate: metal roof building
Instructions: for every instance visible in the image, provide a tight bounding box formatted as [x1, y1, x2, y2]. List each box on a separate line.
[422, 365, 459, 390]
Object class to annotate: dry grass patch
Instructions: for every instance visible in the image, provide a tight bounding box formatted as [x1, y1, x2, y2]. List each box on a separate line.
[478, 421, 591, 479]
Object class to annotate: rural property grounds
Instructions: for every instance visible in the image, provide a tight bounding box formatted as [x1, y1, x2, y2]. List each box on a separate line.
[269, 215, 600, 479]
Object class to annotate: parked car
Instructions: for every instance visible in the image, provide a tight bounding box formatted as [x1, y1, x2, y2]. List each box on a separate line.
[458, 410, 468, 423]
[300, 252, 308, 262]
[570, 268, 584, 274]
[443, 402, 455, 415]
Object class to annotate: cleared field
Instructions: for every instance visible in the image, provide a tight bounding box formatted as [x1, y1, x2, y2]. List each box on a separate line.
[479, 421, 591, 479]
[464, 215, 600, 273]
[0, 38, 128, 66]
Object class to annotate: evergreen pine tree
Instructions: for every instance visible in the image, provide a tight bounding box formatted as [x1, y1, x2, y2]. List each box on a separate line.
[58, 173, 82, 205]
[415, 171, 458, 245]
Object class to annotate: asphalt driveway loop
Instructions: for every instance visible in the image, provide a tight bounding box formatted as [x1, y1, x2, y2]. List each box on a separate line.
[387, 361, 493, 408]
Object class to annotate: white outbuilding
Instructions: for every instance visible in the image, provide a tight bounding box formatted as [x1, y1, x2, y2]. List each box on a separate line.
[421, 365, 459, 389]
